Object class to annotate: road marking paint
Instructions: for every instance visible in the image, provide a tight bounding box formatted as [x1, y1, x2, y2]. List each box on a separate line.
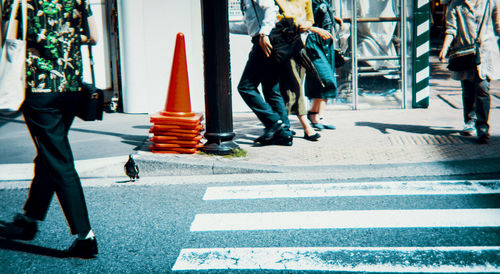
[203, 180, 500, 200]
[172, 246, 500, 272]
[190, 209, 500, 231]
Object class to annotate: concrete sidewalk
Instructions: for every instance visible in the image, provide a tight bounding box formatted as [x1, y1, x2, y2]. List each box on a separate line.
[1, 56, 499, 182]
[134, 56, 500, 178]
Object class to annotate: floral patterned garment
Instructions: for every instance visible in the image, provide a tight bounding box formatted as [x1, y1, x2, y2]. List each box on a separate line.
[2, 0, 92, 93]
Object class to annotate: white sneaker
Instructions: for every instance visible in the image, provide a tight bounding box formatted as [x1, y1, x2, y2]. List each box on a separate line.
[460, 121, 475, 136]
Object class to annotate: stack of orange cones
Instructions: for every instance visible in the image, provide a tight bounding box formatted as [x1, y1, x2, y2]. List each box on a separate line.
[149, 33, 204, 154]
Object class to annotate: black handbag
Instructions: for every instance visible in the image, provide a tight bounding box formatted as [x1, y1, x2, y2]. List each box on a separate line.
[77, 82, 104, 121]
[269, 17, 304, 64]
[334, 49, 345, 68]
[447, 44, 480, 72]
[76, 5, 103, 121]
[447, 0, 489, 72]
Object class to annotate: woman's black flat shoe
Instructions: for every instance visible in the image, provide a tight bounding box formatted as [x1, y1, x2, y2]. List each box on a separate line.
[304, 132, 321, 141]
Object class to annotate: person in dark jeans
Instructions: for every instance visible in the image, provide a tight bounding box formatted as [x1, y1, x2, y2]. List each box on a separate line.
[231, 0, 293, 146]
[439, 0, 500, 144]
[1, 0, 98, 258]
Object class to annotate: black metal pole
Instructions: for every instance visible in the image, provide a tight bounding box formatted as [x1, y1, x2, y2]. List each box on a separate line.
[200, 0, 239, 155]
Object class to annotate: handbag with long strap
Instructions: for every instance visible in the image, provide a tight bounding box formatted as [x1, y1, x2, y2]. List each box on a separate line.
[77, 4, 103, 121]
[448, 0, 490, 72]
[0, 0, 27, 111]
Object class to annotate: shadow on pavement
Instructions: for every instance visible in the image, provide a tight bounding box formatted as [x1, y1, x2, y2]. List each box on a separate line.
[0, 238, 68, 258]
[355, 121, 459, 135]
[0, 221, 68, 258]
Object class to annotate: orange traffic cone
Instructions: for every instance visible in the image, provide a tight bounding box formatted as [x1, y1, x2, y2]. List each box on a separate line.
[161, 33, 195, 118]
[149, 32, 205, 154]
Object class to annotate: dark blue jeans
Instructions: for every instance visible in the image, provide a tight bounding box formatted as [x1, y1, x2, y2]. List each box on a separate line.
[237, 41, 289, 129]
[461, 71, 490, 135]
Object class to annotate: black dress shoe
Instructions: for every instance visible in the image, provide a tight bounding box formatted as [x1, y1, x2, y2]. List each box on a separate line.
[304, 132, 321, 141]
[477, 134, 490, 144]
[272, 134, 293, 146]
[68, 237, 98, 259]
[255, 120, 284, 143]
[2, 214, 37, 241]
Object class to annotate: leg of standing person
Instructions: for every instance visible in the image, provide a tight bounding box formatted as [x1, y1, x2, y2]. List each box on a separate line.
[238, 41, 288, 144]
[474, 73, 491, 143]
[307, 98, 336, 130]
[282, 58, 320, 141]
[262, 74, 291, 133]
[460, 78, 476, 136]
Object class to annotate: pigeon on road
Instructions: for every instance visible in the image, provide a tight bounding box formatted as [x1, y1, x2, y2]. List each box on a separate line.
[124, 154, 140, 182]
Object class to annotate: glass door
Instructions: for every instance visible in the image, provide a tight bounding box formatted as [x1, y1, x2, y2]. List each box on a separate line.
[333, 0, 409, 110]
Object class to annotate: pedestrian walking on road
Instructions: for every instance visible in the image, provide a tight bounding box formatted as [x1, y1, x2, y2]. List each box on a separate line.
[1, 0, 99, 258]
[439, 0, 500, 144]
[230, 0, 293, 146]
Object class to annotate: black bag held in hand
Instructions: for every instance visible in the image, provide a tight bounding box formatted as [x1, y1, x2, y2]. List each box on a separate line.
[77, 45, 103, 121]
[269, 17, 305, 64]
[334, 49, 345, 68]
[78, 81, 103, 121]
[447, 0, 489, 72]
[77, 8, 103, 122]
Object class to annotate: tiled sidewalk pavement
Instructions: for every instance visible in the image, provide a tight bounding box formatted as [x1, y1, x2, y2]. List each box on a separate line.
[138, 55, 499, 168]
[186, 55, 500, 167]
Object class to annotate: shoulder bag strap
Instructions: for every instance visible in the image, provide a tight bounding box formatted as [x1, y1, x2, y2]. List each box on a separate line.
[475, 0, 490, 43]
[250, 0, 262, 29]
[1, 0, 25, 63]
[2, 0, 20, 47]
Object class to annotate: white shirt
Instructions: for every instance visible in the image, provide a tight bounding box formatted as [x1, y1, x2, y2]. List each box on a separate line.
[229, 0, 278, 37]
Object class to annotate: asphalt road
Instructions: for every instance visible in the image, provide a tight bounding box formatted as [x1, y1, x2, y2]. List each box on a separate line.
[0, 177, 499, 273]
[0, 112, 149, 164]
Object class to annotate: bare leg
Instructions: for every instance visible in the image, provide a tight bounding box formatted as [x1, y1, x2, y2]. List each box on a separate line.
[298, 115, 318, 137]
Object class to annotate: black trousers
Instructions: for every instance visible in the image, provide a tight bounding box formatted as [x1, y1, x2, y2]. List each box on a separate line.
[22, 92, 91, 235]
[461, 71, 491, 134]
[237, 40, 290, 129]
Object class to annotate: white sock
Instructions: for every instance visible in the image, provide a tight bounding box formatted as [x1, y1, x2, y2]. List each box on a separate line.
[77, 230, 95, 240]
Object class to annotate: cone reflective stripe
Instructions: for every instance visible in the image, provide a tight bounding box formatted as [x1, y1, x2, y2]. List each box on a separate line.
[151, 135, 203, 142]
[150, 113, 202, 125]
[151, 147, 199, 154]
[150, 137, 202, 145]
[162, 33, 195, 117]
[149, 33, 204, 154]
[147, 123, 203, 131]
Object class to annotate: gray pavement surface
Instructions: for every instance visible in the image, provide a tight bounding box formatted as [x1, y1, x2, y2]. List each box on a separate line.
[0, 178, 499, 273]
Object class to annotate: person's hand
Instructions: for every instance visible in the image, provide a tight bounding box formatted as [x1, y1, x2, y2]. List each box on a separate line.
[259, 34, 273, 58]
[81, 35, 97, 46]
[334, 16, 343, 28]
[311, 27, 333, 40]
[299, 21, 313, 32]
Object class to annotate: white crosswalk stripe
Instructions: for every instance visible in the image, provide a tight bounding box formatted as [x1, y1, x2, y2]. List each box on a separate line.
[190, 209, 500, 231]
[202, 180, 500, 200]
[173, 180, 500, 272]
[173, 246, 500, 272]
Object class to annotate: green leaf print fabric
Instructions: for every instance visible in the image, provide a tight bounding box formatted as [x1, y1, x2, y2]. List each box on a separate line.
[2, 0, 92, 93]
